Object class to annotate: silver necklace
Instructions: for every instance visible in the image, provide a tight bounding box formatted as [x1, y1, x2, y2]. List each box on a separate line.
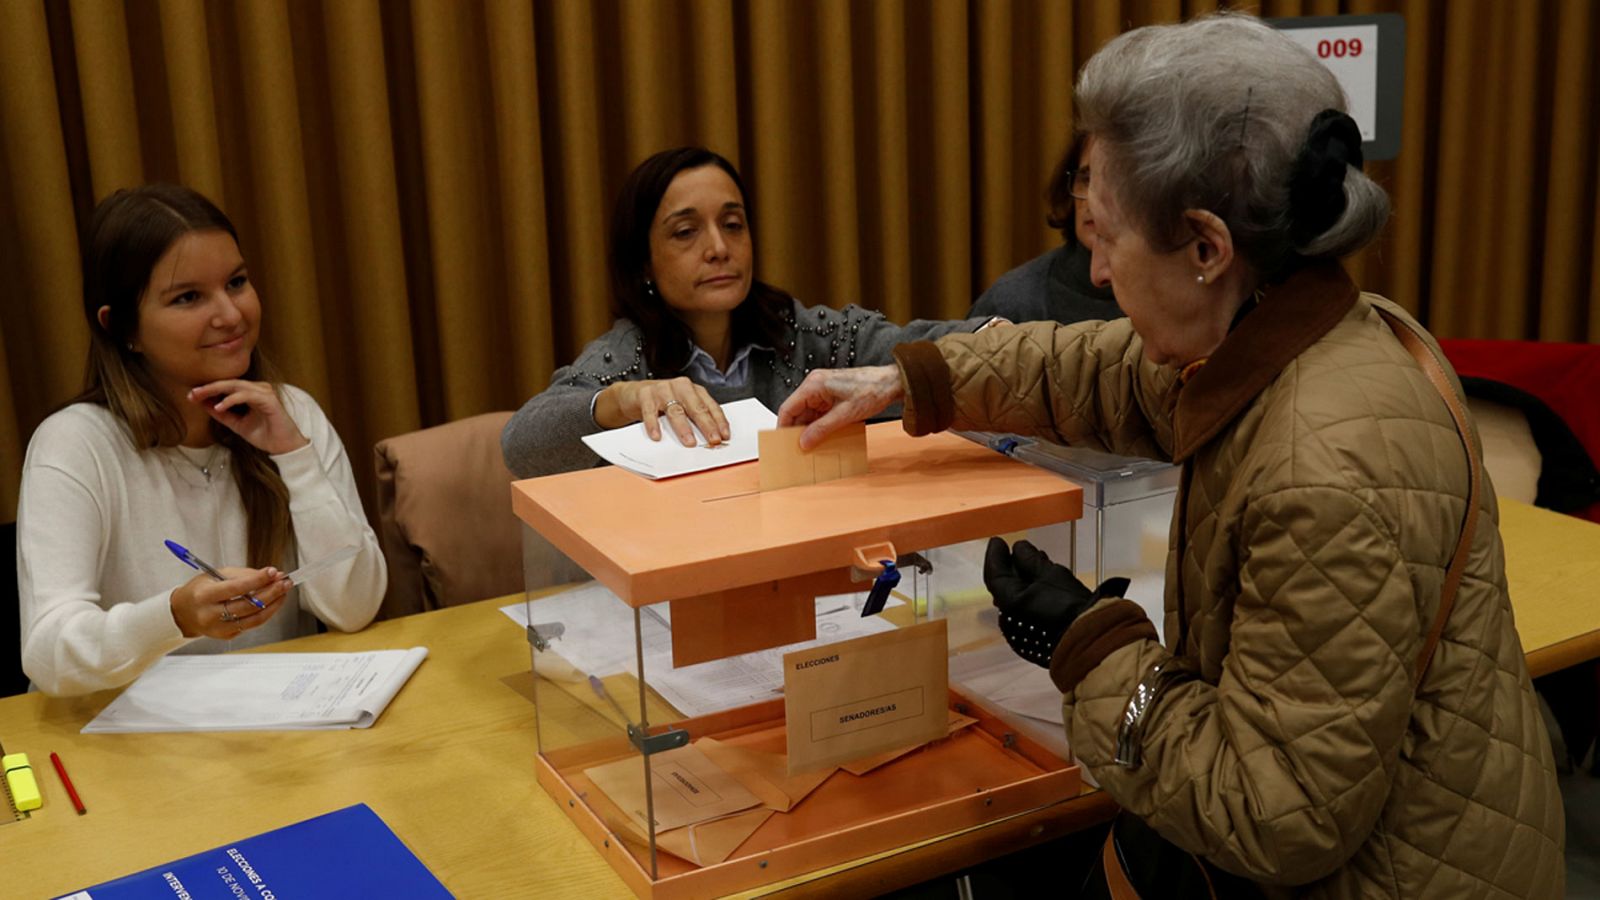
[176, 445, 226, 483]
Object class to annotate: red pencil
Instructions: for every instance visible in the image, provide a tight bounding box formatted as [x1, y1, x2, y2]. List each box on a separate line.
[49, 752, 86, 815]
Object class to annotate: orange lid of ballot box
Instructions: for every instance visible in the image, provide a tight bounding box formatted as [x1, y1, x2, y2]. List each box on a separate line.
[511, 423, 1082, 607]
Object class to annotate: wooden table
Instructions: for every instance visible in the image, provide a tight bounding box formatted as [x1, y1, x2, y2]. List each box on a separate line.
[1499, 499, 1600, 677]
[7, 498, 1583, 899]
[0, 595, 1113, 900]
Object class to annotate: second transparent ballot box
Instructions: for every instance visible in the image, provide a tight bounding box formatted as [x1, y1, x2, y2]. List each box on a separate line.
[512, 424, 1093, 900]
[955, 433, 1179, 642]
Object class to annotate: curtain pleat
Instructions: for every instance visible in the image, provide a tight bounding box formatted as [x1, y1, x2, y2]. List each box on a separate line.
[688, 1, 742, 162]
[745, 0, 810, 304]
[867, 0, 915, 325]
[69, 0, 144, 199]
[157, 0, 226, 204]
[235, 0, 329, 402]
[923, 6, 973, 319]
[0, 0, 86, 423]
[3, 0, 1599, 522]
[1540, 0, 1595, 342]
[320, 0, 422, 451]
[539, 0, 612, 349]
[975, 0, 1019, 291]
[816, 0, 864, 312]
[486, 0, 558, 396]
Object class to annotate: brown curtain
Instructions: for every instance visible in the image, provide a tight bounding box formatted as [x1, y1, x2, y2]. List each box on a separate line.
[2, 0, 1597, 522]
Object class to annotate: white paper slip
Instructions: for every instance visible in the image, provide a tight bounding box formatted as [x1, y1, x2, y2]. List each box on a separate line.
[285, 545, 359, 586]
[949, 641, 1064, 724]
[579, 397, 777, 479]
[82, 648, 428, 733]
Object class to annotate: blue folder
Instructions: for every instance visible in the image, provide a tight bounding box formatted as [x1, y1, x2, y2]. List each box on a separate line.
[55, 803, 452, 899]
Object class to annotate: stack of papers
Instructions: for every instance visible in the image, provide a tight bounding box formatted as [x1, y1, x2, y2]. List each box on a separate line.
[579, 397, 777, 479]
[82, 648, 428, 733]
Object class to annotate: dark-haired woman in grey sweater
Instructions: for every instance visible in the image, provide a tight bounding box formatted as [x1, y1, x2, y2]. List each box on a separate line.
[502, 146, 991, 478]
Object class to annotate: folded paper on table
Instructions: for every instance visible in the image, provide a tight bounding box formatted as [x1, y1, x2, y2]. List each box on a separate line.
[696, 737, 835, 812]
[841, 710, 979, 776]
[82, 648, 427, 733]
[580, 397, 777, 480]
[584, 743, 761, 834]
[783, 619, 949, 774]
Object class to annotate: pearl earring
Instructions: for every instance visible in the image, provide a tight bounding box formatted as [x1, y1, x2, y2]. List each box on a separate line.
[644, 280, 657, 297]
[1196, 275, 1206, 285]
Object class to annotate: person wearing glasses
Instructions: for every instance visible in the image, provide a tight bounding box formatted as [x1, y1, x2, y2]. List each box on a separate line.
[970, 132, 1121, 325]
[777, 13, 1563, 898]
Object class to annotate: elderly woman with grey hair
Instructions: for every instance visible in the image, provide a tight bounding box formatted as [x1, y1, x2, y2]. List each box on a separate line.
[779, 13, 1563, 899]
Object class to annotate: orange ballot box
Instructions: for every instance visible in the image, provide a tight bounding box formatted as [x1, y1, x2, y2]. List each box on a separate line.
[511, 423, 1086, 899]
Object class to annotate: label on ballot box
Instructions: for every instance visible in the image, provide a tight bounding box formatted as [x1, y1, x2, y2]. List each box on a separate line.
[54, 804, 451, 899]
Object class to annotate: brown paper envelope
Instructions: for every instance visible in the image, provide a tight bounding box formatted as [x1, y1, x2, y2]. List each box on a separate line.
[841, 710, 979, 776]
[656, 807, 775, 867]
[696, 737, 835, 812]
[757, 423, 868, 491]
[584, 744, 761, 833]
[783, 619, 950, 774]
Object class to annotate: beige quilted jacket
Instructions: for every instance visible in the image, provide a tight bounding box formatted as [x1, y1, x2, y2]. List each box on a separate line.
[895, 264, 1564, 897]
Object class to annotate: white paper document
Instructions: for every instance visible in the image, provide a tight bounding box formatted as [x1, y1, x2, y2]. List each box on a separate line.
[502, 584, 902, 717]
[579, 397, 777, 479]
[82, 648, 428, 733]
[949, 641, 1064, 725]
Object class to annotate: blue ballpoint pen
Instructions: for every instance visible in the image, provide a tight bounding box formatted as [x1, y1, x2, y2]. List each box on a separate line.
[163, 539, 265, 609]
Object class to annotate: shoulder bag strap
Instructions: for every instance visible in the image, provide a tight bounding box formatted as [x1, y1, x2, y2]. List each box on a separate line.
[1375, 307, 1482, 687]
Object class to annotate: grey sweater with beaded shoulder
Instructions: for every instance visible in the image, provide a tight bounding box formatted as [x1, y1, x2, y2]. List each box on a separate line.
[502, 298, 986, 478]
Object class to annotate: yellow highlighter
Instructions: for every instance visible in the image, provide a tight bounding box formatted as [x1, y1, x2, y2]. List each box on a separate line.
[3, 752, 42, 812]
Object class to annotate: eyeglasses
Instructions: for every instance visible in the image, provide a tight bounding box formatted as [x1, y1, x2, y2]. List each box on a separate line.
[1066, 168, 1090, 201]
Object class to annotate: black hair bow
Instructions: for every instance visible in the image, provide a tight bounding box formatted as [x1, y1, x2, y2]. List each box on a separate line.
[1288, 108, 1364, 246]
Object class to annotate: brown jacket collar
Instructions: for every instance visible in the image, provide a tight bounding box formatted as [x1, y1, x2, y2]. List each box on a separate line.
[1170, 262, 1358, 462]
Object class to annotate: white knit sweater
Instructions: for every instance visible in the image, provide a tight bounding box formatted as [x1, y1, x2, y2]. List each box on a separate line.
[17, 385, 387, 695]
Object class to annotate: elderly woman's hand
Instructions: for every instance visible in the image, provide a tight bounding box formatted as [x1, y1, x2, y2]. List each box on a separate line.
[776, 364, 904, 450]
[984, 537, 1130, 667]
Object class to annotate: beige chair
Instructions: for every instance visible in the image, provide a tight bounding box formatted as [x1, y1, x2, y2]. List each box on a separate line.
[1469, 396, 1542, 505]
[373, 412, 586, 619]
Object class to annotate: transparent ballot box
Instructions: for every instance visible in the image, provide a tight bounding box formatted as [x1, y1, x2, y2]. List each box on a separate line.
[511, 424, 1089, 899]
[955, 433, 1179, 643]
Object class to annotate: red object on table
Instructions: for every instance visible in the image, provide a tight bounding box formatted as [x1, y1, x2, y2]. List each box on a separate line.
[48, 752, 85, 815]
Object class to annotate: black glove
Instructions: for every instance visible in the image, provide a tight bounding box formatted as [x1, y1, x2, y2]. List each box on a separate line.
[983, 537, 1131, 667]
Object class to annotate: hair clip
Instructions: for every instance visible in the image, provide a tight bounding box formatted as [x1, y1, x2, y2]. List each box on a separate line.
[1237, 86, 1254, 149]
